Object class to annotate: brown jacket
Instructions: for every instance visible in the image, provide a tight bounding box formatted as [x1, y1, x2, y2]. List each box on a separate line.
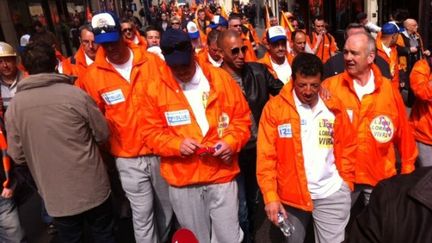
[5, 73, 111, 217]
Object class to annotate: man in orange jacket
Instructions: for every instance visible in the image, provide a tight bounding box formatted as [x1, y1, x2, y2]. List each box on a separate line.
[196, 29, 223, 67]
[258, 26, 294, 84]
[60, 25, 99, 78]
[307, 16, 338, 63]
[376, 22, 401, 91]
[257, 53, 356, 243]
[322, 32, 417, 205]
[78, 12, 173, 243]
[142, 28, 251, 243]
[409, 58, 432, 167]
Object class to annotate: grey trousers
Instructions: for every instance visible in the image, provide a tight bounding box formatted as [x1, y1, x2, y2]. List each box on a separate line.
[417, 141, 432, 167]
[169, 180, 243, 243]
[115, 155, 173, 243]
[284, 182, 351, 243]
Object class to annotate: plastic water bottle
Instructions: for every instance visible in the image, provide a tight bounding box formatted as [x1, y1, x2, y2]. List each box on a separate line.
[277, 212, 295, 237]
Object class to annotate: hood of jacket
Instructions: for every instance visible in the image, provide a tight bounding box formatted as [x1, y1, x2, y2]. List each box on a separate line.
[17, 73, 74, 92]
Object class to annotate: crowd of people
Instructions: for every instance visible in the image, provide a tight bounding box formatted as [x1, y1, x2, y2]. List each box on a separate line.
[0, 2, 432, 243]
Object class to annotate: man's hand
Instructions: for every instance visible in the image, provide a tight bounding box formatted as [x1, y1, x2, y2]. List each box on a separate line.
[212, 141, 233, 163]
[1, 187, 13, 199]
[265, 201, 286, 226]
[180, 138, 201, 156]
[424, 50, 431, 56]
[410, 46, 418, 53]
[319, 87, 331, 100]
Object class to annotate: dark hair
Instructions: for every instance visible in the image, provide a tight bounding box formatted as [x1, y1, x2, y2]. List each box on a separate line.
[291, 30, 306, 42]
[144, 25, 160, 37]
[228, 13, 242, 21]
[22, 42, 57, 74]
[313, 15, 325, 23]
[79, 24, 93, 36]
[291, 53, 323, 81]
[207, 29, 220, 45]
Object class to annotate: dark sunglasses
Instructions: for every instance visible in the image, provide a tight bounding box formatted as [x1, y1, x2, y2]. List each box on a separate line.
[162, 41, 192, 55]
[122, 28, 133, 33]
[231, 45, 248, 56]
[171, 22, 180, 25]
[93, 26, 118, 35]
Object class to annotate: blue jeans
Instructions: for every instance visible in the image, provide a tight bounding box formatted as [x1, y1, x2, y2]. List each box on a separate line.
[0, 197, 25, 242]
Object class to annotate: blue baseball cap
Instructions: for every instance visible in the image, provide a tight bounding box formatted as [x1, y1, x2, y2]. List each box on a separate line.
[91, 12, 121, 44]
[160, 29, 193, 66]
[381, 22, 400, 35]
[187, 22, 200, 39]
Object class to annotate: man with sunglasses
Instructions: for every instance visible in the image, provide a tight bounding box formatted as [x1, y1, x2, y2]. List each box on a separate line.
[142, 28, 251, 243]
[78, 12, 173, 243]
[120, 17, 147, 49]
[218, 29, 284, 242]
[258, 26, 293, 84]
[228, 14, 257, 62]
[61, 25, 99, 79]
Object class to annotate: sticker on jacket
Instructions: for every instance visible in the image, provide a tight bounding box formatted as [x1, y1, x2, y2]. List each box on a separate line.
[370, 115, 394, 143]
[165, 110, 191, 126]
[278, 123, 292, 138]
[318, 118, 334, 148]
[217, 112, 230, 138]
[101, 89, 125, 105]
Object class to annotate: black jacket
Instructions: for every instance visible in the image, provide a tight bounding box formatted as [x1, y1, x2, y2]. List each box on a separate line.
[241, 62, 284, 126]
[347, 167, 432, 243]
[323, 52, 392, 80]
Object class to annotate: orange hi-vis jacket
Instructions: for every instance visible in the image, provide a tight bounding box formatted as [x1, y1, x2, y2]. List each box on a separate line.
[257, 82, 356, 211]
[376, 37, 400, 90]
[257, 52, 294, 81]
[0, 129, 11, 189]
[322, 65, 417, 186]
[307, 32, 338, 63]
[409, 59, 432, 144]
[77, 45, 164, 157]
[61, 45, 90, 78]
[141, 63, 251, 187]
[241, 33, 257, 62]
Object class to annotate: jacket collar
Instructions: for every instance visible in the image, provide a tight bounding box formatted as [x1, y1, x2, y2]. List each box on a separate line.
[93, 43, 147, 72]
[409, 169, 432, 210]
[17, 73, 73, 92]
[341, 64, 385, 94]
[278, 80, 342, 114]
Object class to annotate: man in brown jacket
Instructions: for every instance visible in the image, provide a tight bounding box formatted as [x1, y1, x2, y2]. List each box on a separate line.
[5, 42, 115, 243]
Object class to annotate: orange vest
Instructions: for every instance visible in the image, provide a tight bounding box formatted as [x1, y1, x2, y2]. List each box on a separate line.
[376, 37, 400, 90]
[257, 82, 356, 211]
[409, 59, 432, 144]
[141, 63, 252, 186]
[77, 46, 163, 157]
[307, 32, 338, 63]
[322, 65, 417, 186]
[61, 45, 90, 79]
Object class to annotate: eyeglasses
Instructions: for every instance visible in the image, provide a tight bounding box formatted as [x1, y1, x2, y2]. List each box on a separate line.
[93, 26, 118, 35]
[171, 22, 180, 25]
[161, 41, 192, 55]
[231, 45, 248, 56]
[122, 28, 133, 33]
[81, 40, 96, 46]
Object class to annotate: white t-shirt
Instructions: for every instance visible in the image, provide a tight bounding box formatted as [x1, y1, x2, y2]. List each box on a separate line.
[0, 77, 18, 109]
[179, 64, 210, 136]
[208, 53, 222, 67]
[108, 49, 134, 83]
[293, 91, 343, 199]
[85, 53, 94, 66]
[353, 70, 375, 101]
[382, 42, 392, 57]
[271, 57, 291, 84]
